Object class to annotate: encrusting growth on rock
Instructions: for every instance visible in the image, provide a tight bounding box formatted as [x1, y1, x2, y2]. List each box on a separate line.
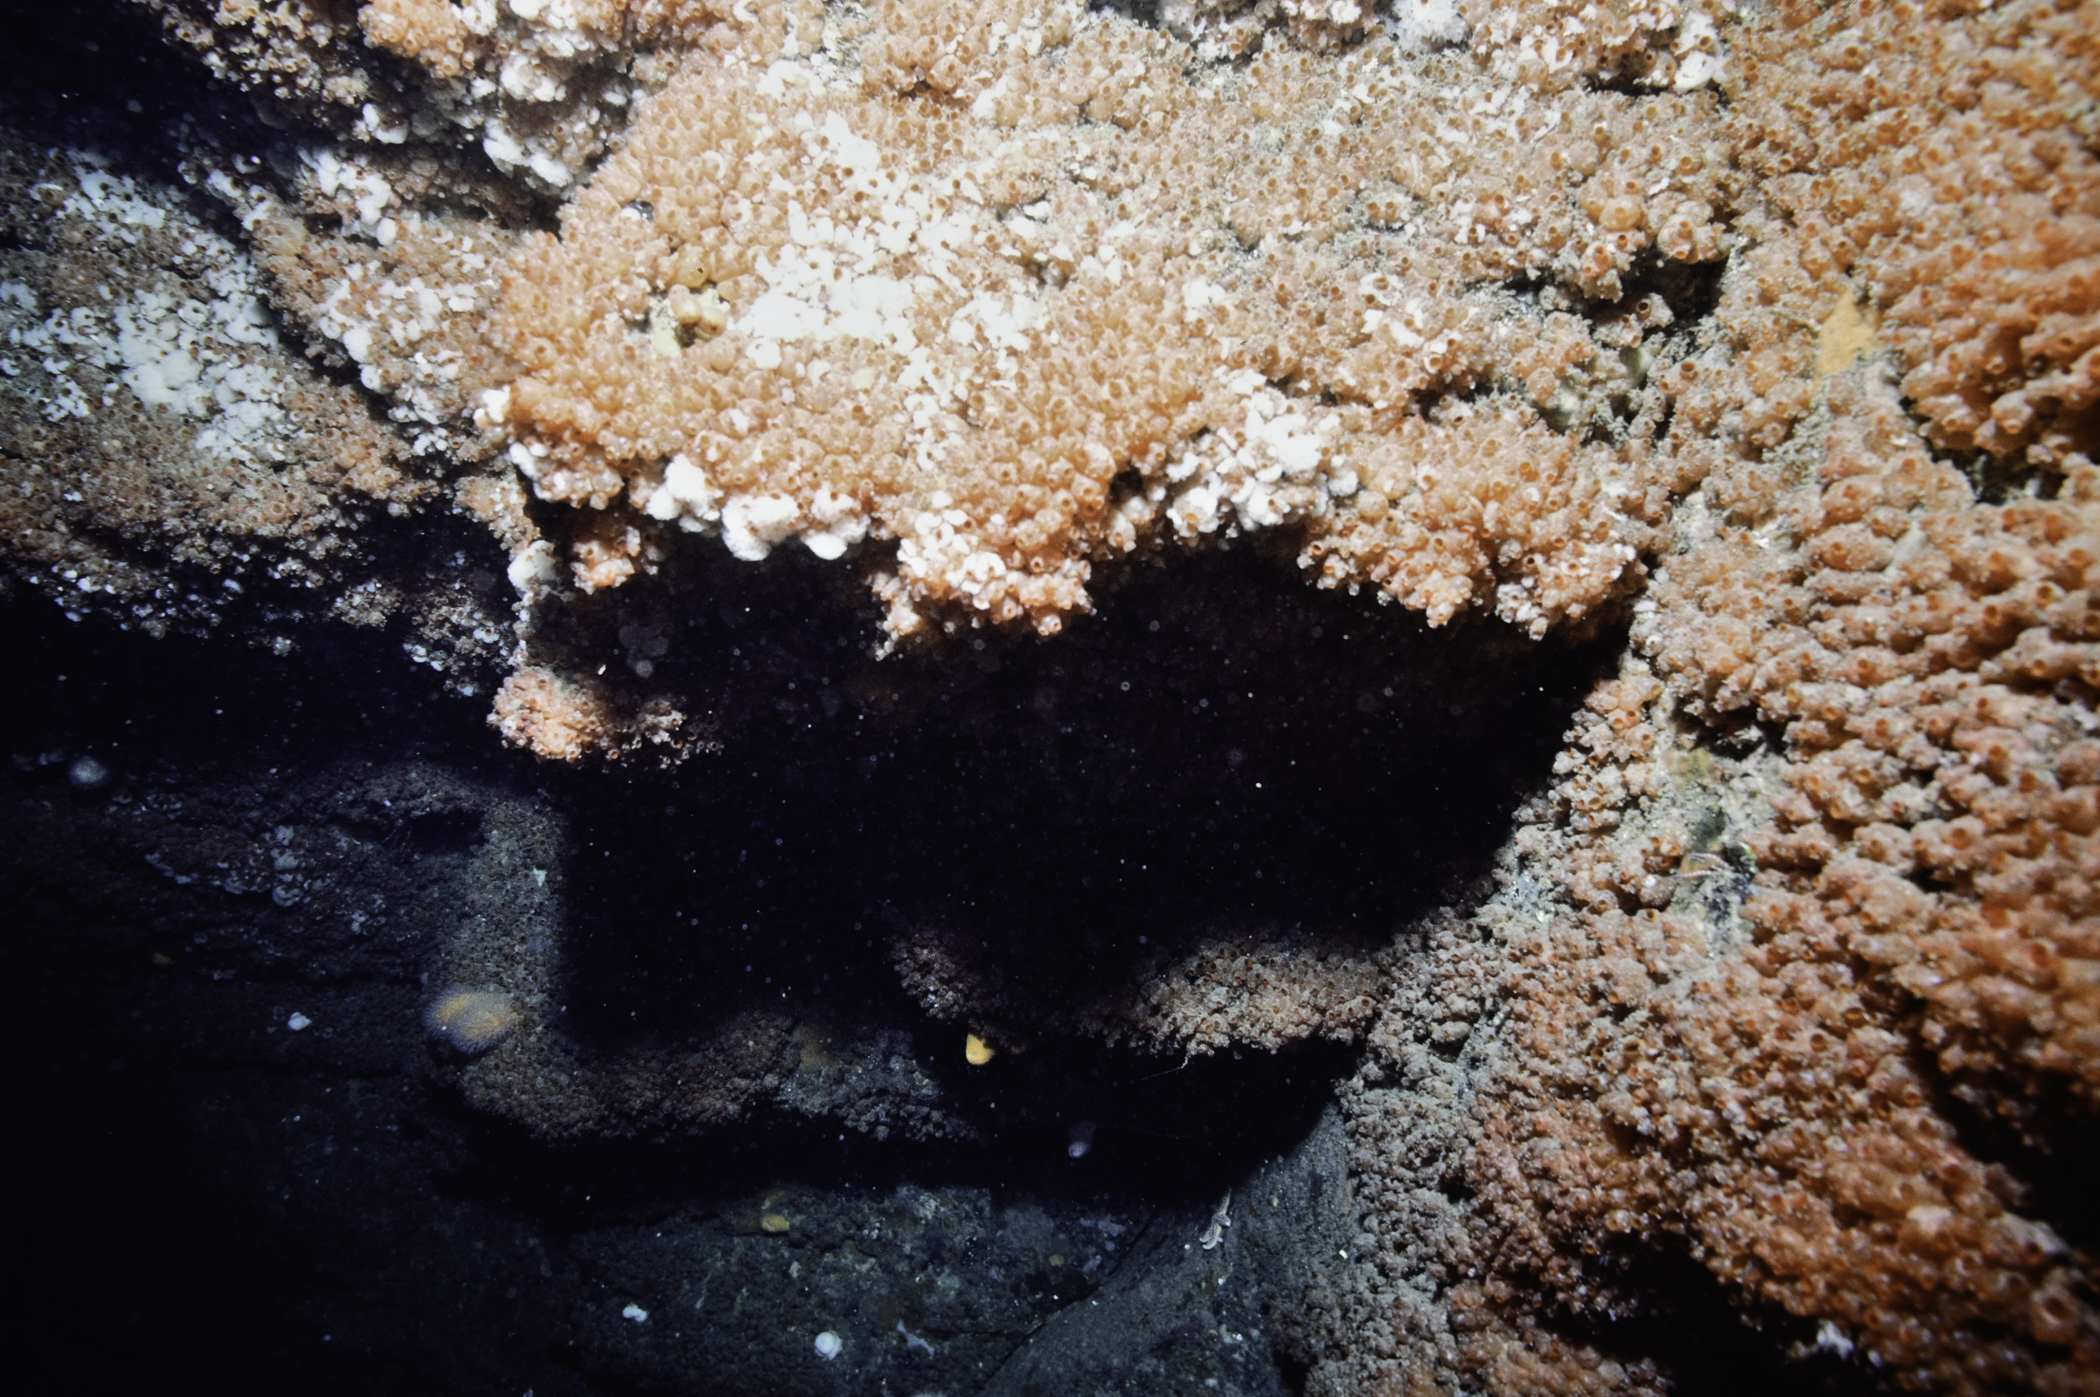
[1437, 380, 2100, 1397]
[484, 0, 1721, 648]
[4, 0, 2100, 1392]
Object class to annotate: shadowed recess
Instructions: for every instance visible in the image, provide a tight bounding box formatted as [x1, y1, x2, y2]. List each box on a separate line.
[550, 546, 1621, 1045]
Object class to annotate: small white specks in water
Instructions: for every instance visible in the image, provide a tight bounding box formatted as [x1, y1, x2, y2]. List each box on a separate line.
[622, 1304, 649, 1323]
[814, 1331, 842, 1360]
[286, 1012, 312, 1031]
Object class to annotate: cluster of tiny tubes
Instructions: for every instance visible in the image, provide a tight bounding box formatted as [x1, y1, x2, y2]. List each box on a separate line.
[479, 0, 1731, 647]
[6, 0, 2098, 1392]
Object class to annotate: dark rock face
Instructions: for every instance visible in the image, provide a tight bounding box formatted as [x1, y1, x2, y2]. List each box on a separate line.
[32, 2, 2094, 1386]
[1, 533, 1573, 1393]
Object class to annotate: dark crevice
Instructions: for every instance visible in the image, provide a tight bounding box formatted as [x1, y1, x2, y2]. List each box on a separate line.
[1, 503, 509, 672]
[0, 586, 497, 774]
[1615, 249, 1728, 329]
[546, 545, 1618, 1054]
[1563, 1244, 1888, 1397]
[1093, 0, 1166, 24]
[0, 1, 269, 187]
[1920, 1041, 2100, 1259]
[2, 1, 559, 250]
[0, 551, 1605, 1394]
[433, 1036, 1352, 1226]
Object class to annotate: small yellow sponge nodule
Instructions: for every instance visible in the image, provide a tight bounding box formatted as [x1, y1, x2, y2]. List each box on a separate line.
[423, 988, 520, 1054]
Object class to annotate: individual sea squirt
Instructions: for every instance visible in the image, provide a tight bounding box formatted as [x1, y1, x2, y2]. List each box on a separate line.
[423, 988, 520, 1053]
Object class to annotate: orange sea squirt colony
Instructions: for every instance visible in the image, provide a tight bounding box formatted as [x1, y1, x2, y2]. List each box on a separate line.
[6, 0, 2100, 1390]
[482, 0, 1728, 641]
